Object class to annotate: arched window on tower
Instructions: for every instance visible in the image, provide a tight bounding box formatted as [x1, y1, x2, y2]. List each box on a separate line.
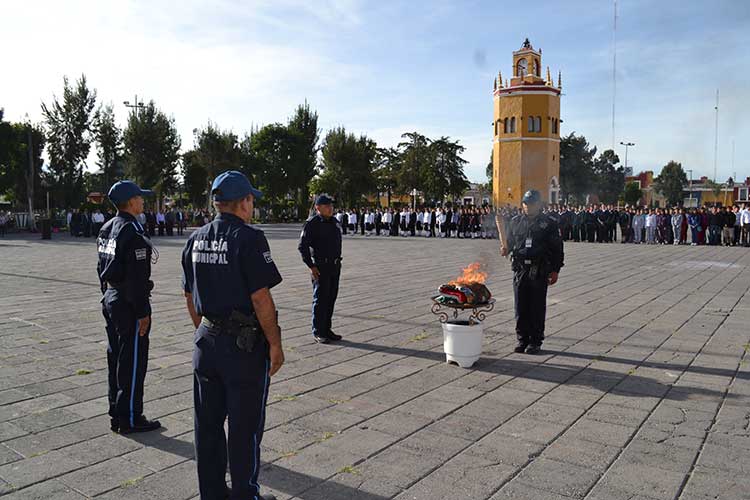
[510, 117, 516, 133]
[503, 118, 509, 134]
[533, 59, 540, 77]
[552, 119, 558, 134]
[527, 116, 534, 133]
[535, 116, 542, 132]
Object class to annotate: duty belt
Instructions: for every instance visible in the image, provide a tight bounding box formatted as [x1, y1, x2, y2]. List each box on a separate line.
[201, 316, 231, 332]
[314, 257, 342, 265]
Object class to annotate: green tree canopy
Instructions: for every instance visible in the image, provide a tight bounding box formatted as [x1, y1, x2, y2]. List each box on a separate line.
[374, 147, 401, 207]
[592, 149, 624, 204]
[559, 132, 596, 203]
[246, 123, 298, 205]
[397, 131, 431, 193]
[312, 127, 377, 207]
[94, 103, 123, 192]
[623, 181, 643, 206]
[287, 102, 320, 207]
[191, 122, 241, 208]
[181, 149, 208, 207]
[0, 110, 46, 208]
[41, 74, 98, 207]
[123, 101, 181, 204]
[426, 137, 470, 202]
[653, 161, 687, 206]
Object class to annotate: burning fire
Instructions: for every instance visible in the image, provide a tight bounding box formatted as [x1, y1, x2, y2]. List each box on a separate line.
[449, 262, 487, 286]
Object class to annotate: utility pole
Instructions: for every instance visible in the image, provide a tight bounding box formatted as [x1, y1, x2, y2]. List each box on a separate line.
[25, 114, 35, 231]
[620, 141, 635, 175]
[687, 169, 693, 206]
[713, 89, 719, 182]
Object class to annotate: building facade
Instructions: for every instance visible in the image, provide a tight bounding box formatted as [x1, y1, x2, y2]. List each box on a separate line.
[493, 39, 562, 207]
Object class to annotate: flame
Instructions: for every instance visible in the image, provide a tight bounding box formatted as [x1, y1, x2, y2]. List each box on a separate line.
[449, 262, 487, 285]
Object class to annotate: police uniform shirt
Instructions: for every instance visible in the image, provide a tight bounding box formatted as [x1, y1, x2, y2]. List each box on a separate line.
[507, 213, 564, 273]
[97, 212, 153, 318]
[181, 212, 282, 322]
[298, 214, 343, 268]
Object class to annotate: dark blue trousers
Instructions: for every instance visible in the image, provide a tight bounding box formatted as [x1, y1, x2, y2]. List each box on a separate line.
[193, 326, 270, 500]
[311, 263, 341, 337]
[102, 290, 149, 425]
[513, 270, 548, 346]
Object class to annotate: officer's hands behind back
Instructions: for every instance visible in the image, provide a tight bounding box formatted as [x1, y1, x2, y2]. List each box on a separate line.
[138, 316, 150, 336]
[269, 342, 284, 376]
[310, 266, 321, 281]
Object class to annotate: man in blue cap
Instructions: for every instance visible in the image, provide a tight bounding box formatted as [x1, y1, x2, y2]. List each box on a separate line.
[181, 170, 283, 500]
[298, 194, 343, 344]
[97, 180, 161, 434]
[501, 189, 564, 354]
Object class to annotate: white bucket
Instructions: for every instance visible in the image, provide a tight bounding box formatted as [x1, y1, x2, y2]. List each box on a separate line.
[442, 319, 484, 368]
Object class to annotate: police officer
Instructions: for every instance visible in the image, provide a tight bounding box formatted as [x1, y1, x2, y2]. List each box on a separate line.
[181, 171, 283, 500]
[97, 180, 161, 434]
[298, 195, 343, 344]
[501, 190, 564, 354]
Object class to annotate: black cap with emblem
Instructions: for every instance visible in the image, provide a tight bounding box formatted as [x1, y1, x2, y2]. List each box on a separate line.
[522, 190, 541, 205]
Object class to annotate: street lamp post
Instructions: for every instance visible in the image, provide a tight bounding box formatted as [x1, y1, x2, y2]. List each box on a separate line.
[123, 95, 145, 116]
[686, 169, 693, 207]
[619, 141, 635, 175]
[24, 114, 36, 231]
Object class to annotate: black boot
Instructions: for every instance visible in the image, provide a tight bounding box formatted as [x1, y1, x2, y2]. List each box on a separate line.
[118, 415, 161, 434]
[514, 342, 527, 353]
[328, 331, 343, 341]
[525, 345, 542, 355]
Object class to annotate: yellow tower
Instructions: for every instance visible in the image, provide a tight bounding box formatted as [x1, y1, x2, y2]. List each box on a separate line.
[493, 38, 561, 207]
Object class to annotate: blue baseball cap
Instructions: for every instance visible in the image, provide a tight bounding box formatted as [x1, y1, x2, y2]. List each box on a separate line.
[315, 194, 334, 205]
[211, 170, 263, 201]
[108, 180, 153, 204]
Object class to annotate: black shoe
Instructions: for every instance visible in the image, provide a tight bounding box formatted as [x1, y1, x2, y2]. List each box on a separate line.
[328, 331, 343, 341]
[313, 334, 331, 344]
[525, 345, 542, 355]
[514, 343, 527, 353]
[118, 415, 161, 434]
[110, 418, 119, 432]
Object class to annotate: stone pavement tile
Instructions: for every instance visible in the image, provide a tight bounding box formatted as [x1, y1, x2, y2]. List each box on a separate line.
[679, 465, 750, 500]
[0, 421, 27, 441]
[61, 433, 143, 467]
[564, 418, 636, 447]
[595, 462, 687, 500]
[0, 450, 82, 489]
[263, 424, 327, 456]
[4, 417, 107, 457]
[0, 444, 22, 466]
[11, 408, 83, 434]
[395, 452, 516, 500]
[516, 401, 588, 426]
[596, 392, 662, 411]
[465, 432, 544, 467]
[585, 482, 662, 500]
[540, 436, 620, 472]
[425, 411, 500, 442]
[490, 480, 575, 500]
[294, 407, 366, 433]
[59, 456, 153, 497]
[642, 404, 714, 439]
[697, 432, 750, 474]
[0, 389, 32, 406]
[0, 478, 87, 499]
[95, 460, 197, 499]
[711, 404, 750, 437]
[618, 436, 697, 474]
[361, 410, 433, 438]
[584, 402, 651, 428]
[344, 444, 441, 491]
[537, 386, 602, 409]
[512, 457, 600, 498]
[495, 415, 568, 445]
[121, 435, 194, 471]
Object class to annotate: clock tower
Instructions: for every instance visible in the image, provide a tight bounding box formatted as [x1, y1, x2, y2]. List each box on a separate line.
[493, 38, 562, 207]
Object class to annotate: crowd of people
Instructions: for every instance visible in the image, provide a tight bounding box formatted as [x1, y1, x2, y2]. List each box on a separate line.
[540, 203, 750, 246]
[333, 206, 500, 239]
[66, 207, 189, 237]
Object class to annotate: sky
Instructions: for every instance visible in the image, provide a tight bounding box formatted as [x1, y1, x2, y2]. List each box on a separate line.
[1, 0, 749, 183]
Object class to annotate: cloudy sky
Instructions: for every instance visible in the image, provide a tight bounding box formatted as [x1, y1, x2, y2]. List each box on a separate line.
[2, 0, 748, 182]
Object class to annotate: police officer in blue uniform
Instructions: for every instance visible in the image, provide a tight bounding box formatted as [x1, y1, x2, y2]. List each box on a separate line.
[97, 180, 161, 434]
[501, 190, 564, 354]
[181, 171, 283, 500]
[298, 195, 343, 344]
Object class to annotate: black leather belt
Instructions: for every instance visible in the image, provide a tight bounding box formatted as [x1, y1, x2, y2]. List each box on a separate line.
[314, 257, 342, 265]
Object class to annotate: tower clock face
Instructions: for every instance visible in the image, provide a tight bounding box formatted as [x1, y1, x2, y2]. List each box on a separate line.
[517, 58, 528, 77]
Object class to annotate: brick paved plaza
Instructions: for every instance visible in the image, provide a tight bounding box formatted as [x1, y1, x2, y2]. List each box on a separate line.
[1, 227, 749, 499]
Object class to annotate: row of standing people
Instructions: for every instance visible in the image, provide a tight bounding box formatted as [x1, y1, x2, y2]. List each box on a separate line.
[544, 204, 750, 246]
[67, 208, 189, 238]
[334, 206, 499, 239]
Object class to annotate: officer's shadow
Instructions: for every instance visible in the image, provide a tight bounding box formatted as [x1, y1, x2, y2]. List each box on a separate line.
[121, 430, 389, 499]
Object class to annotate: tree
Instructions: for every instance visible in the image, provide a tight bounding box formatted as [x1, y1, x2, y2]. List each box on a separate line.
[94, 103, 123, 192]
[41, 74, 98, 207]
[623, 181, 643, 206]
[397, 131, 431, 194]
[287, 102, 320, 207]
[374, 147, 401, 207]
[652, 161, 687, 207]
[485, 153, 493, 194]
[312, 127, 377, 207]
[559, 132, 596, 203]
[247, 123, 298, 205]
[123, 101, 181, 207]
[592, 149, 624, 204]
[0, 110, 46, 209]
[181, 149, 208, 207]
[426, 137, 470, 202]
[192, 122, 241, 208]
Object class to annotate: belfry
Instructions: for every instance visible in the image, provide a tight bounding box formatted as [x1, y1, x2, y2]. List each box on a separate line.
[493, 38, 562, 206]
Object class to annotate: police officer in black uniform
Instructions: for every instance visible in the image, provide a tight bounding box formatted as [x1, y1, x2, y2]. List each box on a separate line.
[501, 190, 564, 354]
[181, 171, 283, 500]
[298, 195, 343, 344]
[97, 180, 161, 434]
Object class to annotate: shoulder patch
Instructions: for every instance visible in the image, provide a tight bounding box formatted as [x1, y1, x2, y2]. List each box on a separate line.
[135, 248, 147, 261]
[263, 251, 273, 264]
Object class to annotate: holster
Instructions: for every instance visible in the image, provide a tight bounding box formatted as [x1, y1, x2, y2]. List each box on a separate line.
[228, 310, 262, 353]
